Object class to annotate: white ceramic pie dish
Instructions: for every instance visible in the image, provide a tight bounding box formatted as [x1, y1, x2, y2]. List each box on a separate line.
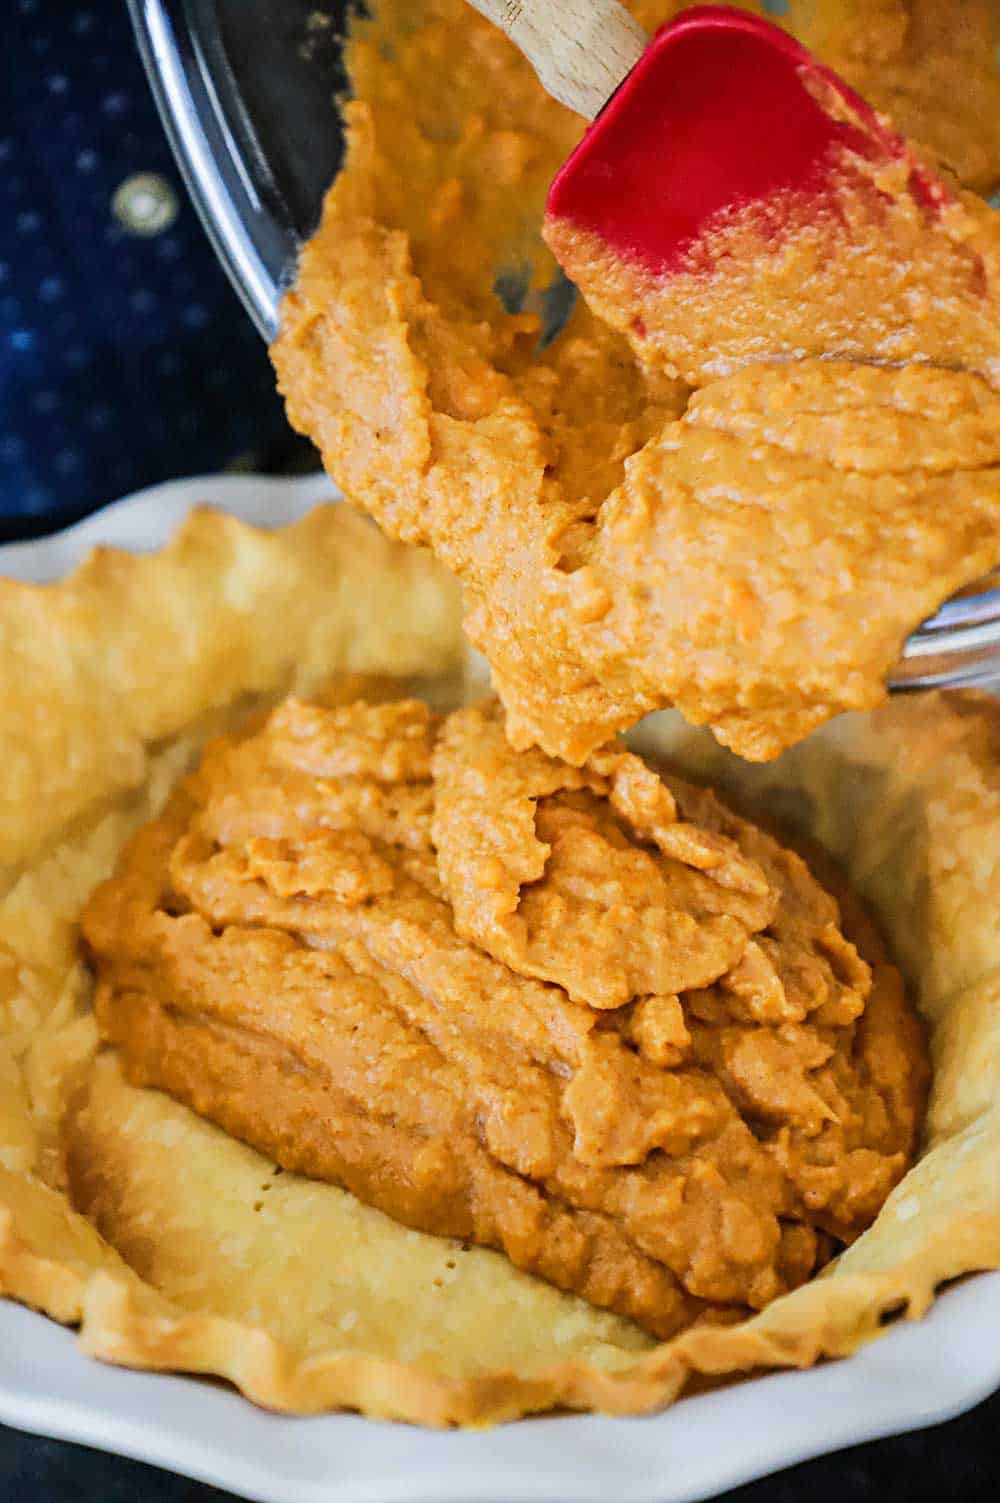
[0, 471, 998, 1503]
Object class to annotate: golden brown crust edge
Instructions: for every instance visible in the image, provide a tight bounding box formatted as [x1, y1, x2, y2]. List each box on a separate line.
[0, 501, 461, 875]
[0, 505, 998, 1425]
[12, 1093, 1000, 1426]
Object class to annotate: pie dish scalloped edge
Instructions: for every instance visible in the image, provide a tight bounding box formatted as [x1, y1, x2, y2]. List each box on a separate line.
[0, 470, 997, 1503]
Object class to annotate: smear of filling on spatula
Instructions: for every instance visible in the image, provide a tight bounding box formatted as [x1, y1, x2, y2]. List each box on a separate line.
[83, 694, 928, 1336]
[272, 0, 1000, 761]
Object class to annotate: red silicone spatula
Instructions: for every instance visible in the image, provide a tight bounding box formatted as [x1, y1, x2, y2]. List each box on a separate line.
[543, 4, 945, 262]
[468, 2, 994, 383]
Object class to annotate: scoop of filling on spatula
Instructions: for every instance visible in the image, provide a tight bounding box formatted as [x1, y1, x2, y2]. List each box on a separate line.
[473, 0, 1000, 382]
[274, 0, 1000, 763]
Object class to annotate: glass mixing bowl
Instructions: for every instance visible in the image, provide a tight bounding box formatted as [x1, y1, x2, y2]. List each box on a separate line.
[127, 0, 1000, 689]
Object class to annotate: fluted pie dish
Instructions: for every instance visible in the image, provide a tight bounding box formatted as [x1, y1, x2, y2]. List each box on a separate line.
[0, 475, 991, 1480]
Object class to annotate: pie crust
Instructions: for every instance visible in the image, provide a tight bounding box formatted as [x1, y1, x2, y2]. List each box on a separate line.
[0, 505, 998, 1425]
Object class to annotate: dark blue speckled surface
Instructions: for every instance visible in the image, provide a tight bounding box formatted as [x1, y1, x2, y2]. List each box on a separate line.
[1, 0, 293, 538]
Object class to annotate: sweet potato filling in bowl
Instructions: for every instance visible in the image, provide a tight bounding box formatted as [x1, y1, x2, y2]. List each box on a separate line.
[273, 0, 1000, 765]
[0, 503, 997, 1427]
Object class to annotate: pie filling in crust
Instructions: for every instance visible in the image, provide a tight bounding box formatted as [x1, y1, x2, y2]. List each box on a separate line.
[81, 692, 927, 1340]
[0, 507, 999, 1425]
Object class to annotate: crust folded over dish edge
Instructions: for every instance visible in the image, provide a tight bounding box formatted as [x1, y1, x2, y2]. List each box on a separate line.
[0, 502, 998, 1426]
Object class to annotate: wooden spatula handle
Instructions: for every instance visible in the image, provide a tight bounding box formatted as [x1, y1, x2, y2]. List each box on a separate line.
[467, 0, 647, 119]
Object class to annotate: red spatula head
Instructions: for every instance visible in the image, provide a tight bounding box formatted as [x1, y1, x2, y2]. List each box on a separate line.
[543, 6, 997, 384]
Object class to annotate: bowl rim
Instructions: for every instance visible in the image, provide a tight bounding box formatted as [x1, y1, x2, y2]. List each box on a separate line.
[125, 0, 289, 339]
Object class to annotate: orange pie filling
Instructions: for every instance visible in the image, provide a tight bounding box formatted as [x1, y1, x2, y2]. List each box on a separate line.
[272, 0, 1000, 763]
[82, 693, 928, 1337]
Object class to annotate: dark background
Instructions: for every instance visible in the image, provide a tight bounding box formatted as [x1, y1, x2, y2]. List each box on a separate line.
[1, 0, 301, 539]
